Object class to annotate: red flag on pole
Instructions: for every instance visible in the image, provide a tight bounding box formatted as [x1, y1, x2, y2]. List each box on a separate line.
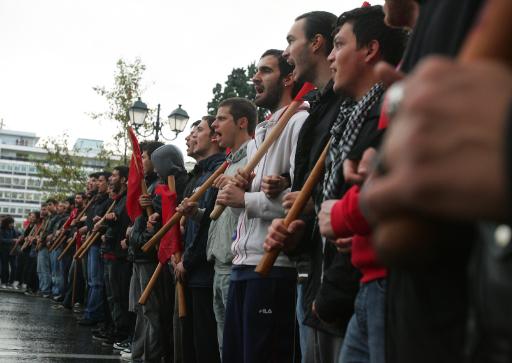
[126, 127, 144, 222]
[155, 184, 182, 264]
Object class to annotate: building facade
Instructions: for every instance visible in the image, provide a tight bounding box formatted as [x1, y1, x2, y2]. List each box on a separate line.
[0, 129, 107, 226]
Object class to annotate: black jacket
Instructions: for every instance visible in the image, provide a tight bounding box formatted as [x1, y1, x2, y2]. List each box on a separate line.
[291, 81, 359, 336]
[182, 152, 225, 288]
[103, 191, 130, 259]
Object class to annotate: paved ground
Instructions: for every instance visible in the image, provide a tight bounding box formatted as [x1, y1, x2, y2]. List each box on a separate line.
[0, 289, 121, 362]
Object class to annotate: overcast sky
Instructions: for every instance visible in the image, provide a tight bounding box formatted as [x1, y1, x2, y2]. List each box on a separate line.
[0, 0, 382, 160]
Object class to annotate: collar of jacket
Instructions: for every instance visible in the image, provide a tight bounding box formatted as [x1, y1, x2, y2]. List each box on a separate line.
[197, 152, 225, 172]
[227, 140, 249, 164]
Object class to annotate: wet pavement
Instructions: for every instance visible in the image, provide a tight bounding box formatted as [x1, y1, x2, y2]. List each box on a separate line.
[0, 289, 121, 362]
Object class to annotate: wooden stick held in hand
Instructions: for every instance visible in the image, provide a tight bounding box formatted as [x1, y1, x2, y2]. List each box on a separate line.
[142, 161, 230, 253]
[255, 140, 330, 276]
[210, 83, 315, 220]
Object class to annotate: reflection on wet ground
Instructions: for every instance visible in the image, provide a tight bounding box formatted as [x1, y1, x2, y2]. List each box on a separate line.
[0, 289, 120, 362]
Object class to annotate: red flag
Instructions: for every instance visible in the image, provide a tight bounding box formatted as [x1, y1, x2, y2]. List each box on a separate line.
[155, 184, 182, 264]
[126, 127, 144, 222]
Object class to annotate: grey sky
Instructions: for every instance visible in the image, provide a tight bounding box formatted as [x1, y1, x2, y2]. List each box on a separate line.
[0, 0, 382, 158]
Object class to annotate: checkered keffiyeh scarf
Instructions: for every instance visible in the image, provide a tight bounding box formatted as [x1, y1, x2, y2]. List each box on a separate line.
[322, 83, 384, 201]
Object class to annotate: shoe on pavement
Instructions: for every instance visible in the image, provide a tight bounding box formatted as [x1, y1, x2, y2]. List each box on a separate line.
[120, 350, 132, 360]
[1, 283, 7, 289]
[113, 339, 131, 350]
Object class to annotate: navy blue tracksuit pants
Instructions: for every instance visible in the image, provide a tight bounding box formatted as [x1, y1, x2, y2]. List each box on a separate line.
[223, 275, 296, 363]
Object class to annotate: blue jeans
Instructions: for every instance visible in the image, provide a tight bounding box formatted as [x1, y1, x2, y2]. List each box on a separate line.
[50, 248, 62, 296]
[83, 244, 105, 321]
[339, 279, 386, 363]
[37, 248, 51, 294]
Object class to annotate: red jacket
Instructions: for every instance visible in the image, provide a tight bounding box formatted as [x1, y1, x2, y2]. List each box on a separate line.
[330, 185, 387, 283]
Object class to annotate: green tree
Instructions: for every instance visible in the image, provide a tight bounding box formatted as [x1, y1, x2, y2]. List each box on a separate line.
[33, 134, 88, 200]
[207, 63, 267, 121]
[90, 58, 147, 164]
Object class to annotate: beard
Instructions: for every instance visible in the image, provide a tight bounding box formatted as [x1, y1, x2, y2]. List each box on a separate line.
[255, 83, 284, 111]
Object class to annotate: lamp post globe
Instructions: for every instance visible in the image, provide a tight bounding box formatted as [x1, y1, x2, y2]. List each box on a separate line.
[129, 97, 148, 126]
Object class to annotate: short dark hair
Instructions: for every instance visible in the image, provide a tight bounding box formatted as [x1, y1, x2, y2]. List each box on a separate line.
[295, 11, 338, 55]
[202, 115, 217, 136]
[113, 165, 129, 179]
[97, 171, 112, 180]
[140, 141, 164, 157]
[335, 5, 408, 66]
[46, 198, 57, 205]
[1, 216, 14, 229]
[261, 49, 294, 79]
[75, 192, 86, 199]
[191, 120, 201, 128]
[32, 211, 41, 220]
[66, 196, 75, 205]
[88, 172, 100, 178]
[218, 98, 257, 135]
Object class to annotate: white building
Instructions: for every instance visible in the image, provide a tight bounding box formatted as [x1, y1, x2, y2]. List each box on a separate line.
[0, 129, 107, 225]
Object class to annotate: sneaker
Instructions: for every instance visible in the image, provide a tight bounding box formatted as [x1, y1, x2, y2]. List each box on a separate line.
[11, 281, 19, 288]
[52, 295, 63, 302]
[120, 350, 132, 360]
[73, 302, 82, 308]
[42, 294, 51, 298]
[24, 290, 36, 296]
[21, 283, 27, 289]
[1, 283, 7, 289]
[122, 346, 131, 353]
[113, 339, 131, 350]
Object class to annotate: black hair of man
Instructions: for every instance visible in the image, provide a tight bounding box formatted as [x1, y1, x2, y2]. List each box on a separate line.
[260, 49, 305, 99]
[191, 120, 201, 128]
[1, 216, 14, 229]
[41, 202, 48, 208]
[261, 49, 294, 79]
[66, 196, 75, 205]
[88, 172, 100, 178]
[295, 11, 338, 55]
[218, 98, 258, 135]
[75, 192, 86, 199]
[97, 171, 112, 179]
[113, 165, 129, 180]
[140, 141, 164, 158]
[335, 5, 409, 67]
[202, 115, 217, 136]
[46, 198, 58, 205]
[32, 211, 41, 220]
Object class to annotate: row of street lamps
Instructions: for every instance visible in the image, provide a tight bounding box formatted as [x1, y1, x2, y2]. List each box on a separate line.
[128, 98, 190, 141]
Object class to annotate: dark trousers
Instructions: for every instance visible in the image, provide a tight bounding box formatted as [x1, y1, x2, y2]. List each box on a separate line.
[15, 249, 28, 283]
[0, 245, 15, 283]
[63, 259, 85, 307]
[104, 258, 132, 336]
[23, 254, 38, 292]
[181, 286, 220, 363]
[223, 277, 297, 363]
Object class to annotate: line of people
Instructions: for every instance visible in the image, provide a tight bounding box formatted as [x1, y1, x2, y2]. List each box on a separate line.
[2, 1, 512, 362]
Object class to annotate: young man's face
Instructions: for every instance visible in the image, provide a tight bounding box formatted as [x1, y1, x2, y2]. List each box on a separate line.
[29, 213, 36, 223]
[252, 55, 285, 111]
[185, 127, 197, 157]
[40, 206, 48, 218]
[212, 106, 239, 149]
[192, 119, 214, 158]
[57, 202, 67, 214]
[141, 151, 153, 175]
[75, 194, 84, 207]
[47, 202, 56, 214]
[109, 170, 122, 193]
[328, 22, 367, 97]
[97, 175, 109, 193]
[87, 177, 97, 192]
[284, 19, 314, 83]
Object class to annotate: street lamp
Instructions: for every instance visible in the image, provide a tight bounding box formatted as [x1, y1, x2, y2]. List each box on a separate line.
[129, 97, 190, 141]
